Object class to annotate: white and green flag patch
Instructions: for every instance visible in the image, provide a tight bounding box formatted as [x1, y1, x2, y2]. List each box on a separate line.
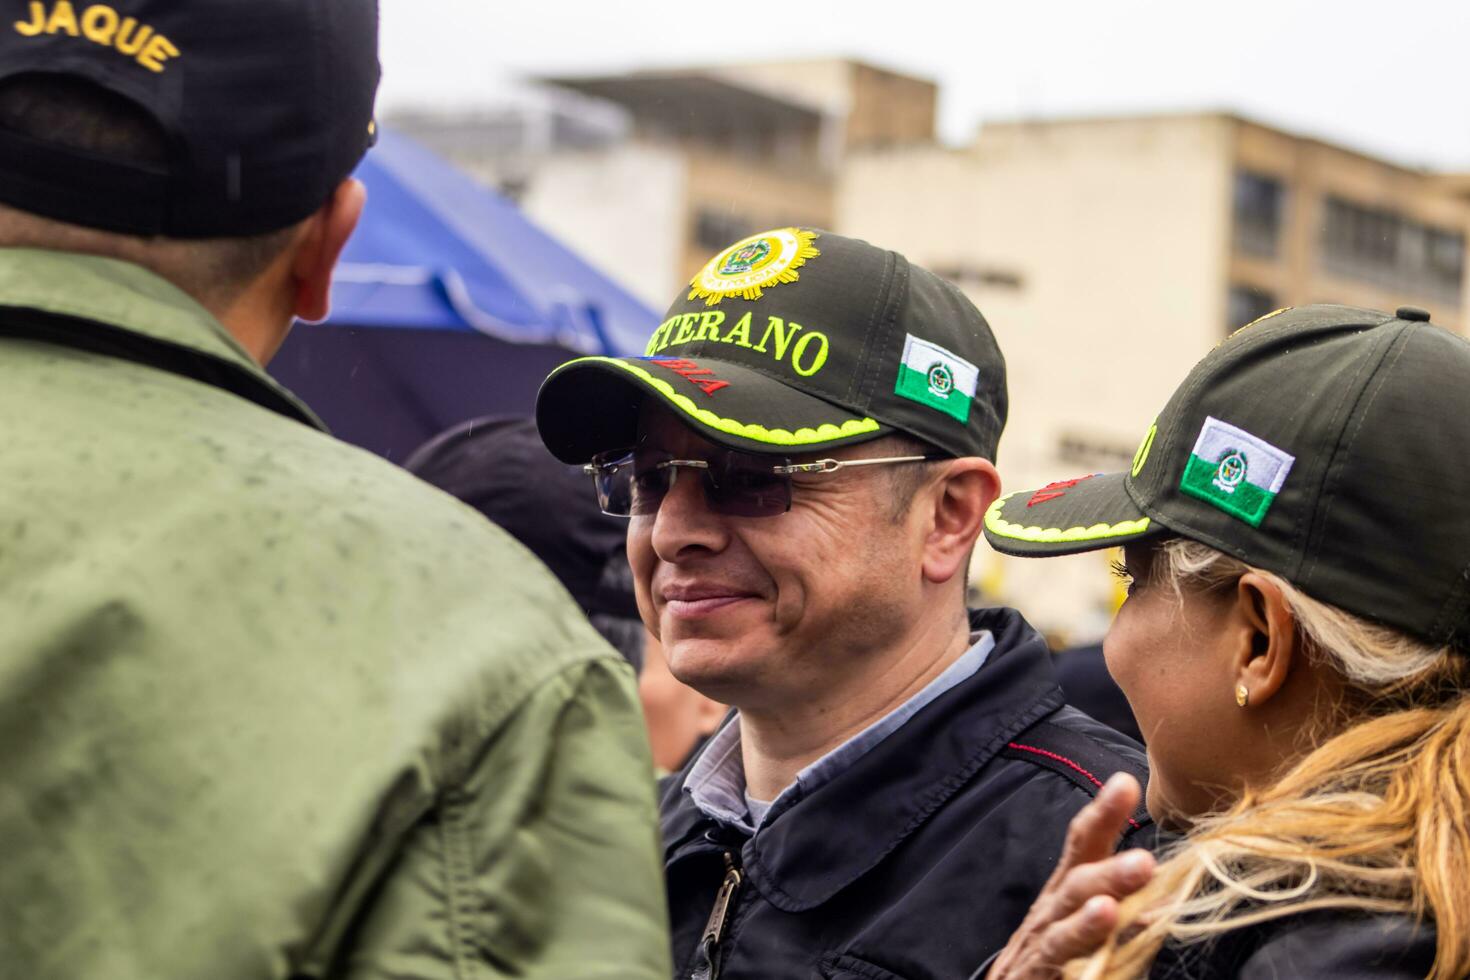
[894, 334, 979, 423]
[1179, 416, 1295, 527]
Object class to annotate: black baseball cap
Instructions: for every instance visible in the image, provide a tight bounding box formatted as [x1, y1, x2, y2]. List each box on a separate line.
[404, 416, 635, 621]
[983, 304, 1470, 647]
[405, 415, 646, 670]
[536, 227, 1008, 464]
[0, 0, 379, 237]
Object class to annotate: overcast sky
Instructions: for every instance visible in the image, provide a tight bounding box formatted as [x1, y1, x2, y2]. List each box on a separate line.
[378, 0, 1470, 172]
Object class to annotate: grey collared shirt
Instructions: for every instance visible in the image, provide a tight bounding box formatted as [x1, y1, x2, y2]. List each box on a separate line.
[683, 630, 996, 834]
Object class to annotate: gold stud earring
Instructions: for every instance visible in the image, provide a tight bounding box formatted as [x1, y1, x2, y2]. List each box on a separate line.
[1235, 684, 1250, 708]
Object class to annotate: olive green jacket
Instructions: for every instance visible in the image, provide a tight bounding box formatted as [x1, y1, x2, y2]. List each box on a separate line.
[0, 248, 671, 979]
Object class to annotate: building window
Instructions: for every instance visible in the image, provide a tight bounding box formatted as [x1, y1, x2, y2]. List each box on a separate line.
[931, 263, 1025, 291]
[1320, 196, 1465, 304]
[1428, 228, 1465, 292]
[693, 210, 756, 253]
[1227, 284, 1277, 333]
[1232, 171, 1285, 257]
[1057, 432, 1133, 472]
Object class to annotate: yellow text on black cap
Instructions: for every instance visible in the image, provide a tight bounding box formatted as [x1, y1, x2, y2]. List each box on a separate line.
[14, 2, 179, 73]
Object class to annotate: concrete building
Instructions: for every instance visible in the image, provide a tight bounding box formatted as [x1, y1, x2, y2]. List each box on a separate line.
[839, 112, 1470, 641]
[388, 60, 936, 309]
[396, 79, 1470, 641]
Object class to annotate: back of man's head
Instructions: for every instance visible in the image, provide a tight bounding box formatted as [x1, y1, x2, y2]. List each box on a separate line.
[0, 1, 379, 312]
[0, 74, 295, 307]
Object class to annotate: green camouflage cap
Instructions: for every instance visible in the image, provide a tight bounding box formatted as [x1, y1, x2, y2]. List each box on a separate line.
[536, 227, 1007, 462]
[984, 304, 1470, 647]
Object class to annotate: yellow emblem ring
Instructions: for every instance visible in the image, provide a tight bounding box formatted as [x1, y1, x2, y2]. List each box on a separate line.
[688, 228, 820, 306]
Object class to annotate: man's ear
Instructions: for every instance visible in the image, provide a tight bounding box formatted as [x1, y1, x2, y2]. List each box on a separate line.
[1233, 572, 1299, 708]
[921, 458, 1001, 585]
[291, 177, 367, 323]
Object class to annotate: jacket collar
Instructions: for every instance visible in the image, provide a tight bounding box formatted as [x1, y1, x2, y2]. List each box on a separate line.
[664, 606, 1066, 913]
[0, 248, 325, 430]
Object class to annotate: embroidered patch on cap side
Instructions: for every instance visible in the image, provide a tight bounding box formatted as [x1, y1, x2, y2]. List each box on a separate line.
[893, 334, 979, 423]
[688, 228, 820, 306]
[1178, 416, 1294, 527]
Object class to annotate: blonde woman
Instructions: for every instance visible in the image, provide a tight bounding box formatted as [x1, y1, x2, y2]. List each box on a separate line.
[980, 304, 1470, 978]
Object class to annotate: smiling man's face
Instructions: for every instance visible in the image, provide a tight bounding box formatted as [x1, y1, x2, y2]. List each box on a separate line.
[626, 404, 926, 712]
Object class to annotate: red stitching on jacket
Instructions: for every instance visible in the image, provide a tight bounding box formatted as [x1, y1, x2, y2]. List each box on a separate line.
[1006, 742, 1143, 829]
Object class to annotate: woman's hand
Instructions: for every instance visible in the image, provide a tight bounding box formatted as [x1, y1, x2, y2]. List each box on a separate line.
[985, 773, 1156, 979]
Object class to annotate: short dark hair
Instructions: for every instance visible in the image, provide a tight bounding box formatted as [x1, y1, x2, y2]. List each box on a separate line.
[0, 73, 297, 302]
[882, 431, 947, 522]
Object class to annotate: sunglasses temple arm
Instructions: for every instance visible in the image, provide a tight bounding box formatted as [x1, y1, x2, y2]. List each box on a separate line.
[775, 455, 938, 474]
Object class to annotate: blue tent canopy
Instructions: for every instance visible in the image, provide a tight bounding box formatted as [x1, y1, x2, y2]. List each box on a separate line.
[328, 130, 654, 354]
[268, 130, 658, 461]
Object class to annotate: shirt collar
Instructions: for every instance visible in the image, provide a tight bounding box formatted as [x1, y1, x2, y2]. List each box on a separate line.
[682, 713, 750, 829]
[684, 629, 997, 834]
[0, 248, 324, 430]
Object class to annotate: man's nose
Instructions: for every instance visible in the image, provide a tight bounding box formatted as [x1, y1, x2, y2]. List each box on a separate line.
[648, 466, 729, 559]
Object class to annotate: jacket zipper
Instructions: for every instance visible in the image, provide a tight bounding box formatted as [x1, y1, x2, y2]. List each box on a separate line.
[696, 851, 743, 980]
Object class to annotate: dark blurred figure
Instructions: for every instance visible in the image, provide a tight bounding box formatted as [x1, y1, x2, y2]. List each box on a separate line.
[1053, 644, 1144, 744]
[407, 416, 725, 767]
[406, 416, 643, 665]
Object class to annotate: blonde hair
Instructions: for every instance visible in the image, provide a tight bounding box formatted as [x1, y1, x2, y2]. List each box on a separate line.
[1072, 538, 1470, 980]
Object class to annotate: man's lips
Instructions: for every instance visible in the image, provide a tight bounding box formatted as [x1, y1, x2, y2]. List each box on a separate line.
[660, 584, 761, 618]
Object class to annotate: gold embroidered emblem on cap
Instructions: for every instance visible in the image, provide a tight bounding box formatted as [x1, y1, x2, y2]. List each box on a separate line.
[14, 2, 180, 73]
[688, 228, 820, 307]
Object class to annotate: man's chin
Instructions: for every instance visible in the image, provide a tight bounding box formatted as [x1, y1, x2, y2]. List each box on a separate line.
[663, 635, 767, 699]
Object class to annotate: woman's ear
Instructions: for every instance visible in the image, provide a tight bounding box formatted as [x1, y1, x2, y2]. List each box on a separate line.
[921, 458, 1001, 585]
[1232, 571, 1299, 708]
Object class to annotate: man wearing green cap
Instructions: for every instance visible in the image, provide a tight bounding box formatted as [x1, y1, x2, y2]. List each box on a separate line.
[536, 228, 1153, 979]
[0, 2, 667, 977]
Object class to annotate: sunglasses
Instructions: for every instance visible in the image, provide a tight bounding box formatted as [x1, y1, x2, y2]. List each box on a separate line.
[584, 446, 947, 518]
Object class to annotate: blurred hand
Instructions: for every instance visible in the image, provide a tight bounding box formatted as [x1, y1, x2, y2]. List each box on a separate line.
[986, 773, 1155, 979]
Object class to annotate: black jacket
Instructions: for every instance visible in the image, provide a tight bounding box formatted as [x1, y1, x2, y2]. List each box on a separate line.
[659, 607, 1154, 980]
[1159, 912, 1438, 979]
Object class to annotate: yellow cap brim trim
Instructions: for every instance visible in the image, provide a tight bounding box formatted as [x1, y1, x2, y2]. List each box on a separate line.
[559, 356, 882, 447]
[983, 491, 1153, 544]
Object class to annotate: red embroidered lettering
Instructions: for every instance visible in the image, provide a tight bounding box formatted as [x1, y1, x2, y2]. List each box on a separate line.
[650, 357, 731, 397]
[1026, 474, 1096, 508]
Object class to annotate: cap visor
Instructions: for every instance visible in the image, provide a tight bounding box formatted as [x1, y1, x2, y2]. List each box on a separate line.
[983, 471, 1161, 557]
[536, 355, 891, 462]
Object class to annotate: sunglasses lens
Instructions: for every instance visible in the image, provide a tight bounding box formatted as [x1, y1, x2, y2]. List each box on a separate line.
[629, 459, 674, 516]
[708, 453, 791, 517]
[590, 449, 673, 517]
[589, 450, 628, 516]
[592, 449, 790, 518]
